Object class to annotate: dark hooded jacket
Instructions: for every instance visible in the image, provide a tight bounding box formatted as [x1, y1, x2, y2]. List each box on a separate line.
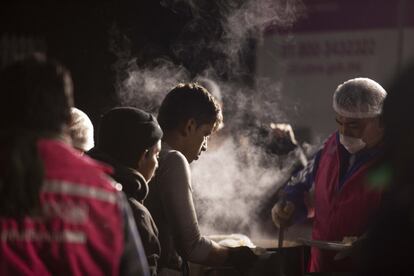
[88, 148, 160, 276]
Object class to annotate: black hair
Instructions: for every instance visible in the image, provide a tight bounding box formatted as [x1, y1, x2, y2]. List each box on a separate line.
[157, 83, 223, 133]
[0, 54, 73, 217]
[97, 107, 163, 169]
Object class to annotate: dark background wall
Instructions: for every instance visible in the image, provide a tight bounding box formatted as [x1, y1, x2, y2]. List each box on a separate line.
[0, 1, 259, 128]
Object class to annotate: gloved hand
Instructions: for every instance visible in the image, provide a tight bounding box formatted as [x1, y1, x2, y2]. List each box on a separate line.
[226, 246, 258, 273]
[334, 234, 366, 261]
[271, 200, 295, 228]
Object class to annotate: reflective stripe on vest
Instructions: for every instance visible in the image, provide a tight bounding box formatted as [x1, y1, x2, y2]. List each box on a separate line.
[42, 180, 117, 204]
[1, 229, 86, 243]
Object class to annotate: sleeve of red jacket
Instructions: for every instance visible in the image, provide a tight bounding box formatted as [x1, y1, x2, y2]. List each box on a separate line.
[283, 148, 322, 223]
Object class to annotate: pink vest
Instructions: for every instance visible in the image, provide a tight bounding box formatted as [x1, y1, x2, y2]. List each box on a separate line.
[0, 139, 124, 276]
[309, 134, 382, 272]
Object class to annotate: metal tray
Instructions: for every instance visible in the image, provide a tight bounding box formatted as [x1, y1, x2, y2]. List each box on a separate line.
[296, 238, 351, 251]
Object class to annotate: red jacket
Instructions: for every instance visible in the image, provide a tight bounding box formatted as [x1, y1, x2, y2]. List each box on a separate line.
[0, 139, 143, 276]
[309, 134, 383, 272]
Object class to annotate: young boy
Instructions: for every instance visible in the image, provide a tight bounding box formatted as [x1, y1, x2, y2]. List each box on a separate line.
[145, 83, 257, 275]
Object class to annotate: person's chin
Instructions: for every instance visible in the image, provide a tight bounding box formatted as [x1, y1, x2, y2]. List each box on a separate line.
[189, 152, 202, 163]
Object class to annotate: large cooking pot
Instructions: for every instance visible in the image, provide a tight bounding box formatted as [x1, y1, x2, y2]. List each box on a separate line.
[252, 239, 307, 276]
[189, 238, 308, 276]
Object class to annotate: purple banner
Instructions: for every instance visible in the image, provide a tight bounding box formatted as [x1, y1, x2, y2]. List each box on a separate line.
[266, 0, 413, 34]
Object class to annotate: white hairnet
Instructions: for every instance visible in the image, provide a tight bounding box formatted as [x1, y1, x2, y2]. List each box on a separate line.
[333, 77, 387, 118]
[69, 107, 94, 152]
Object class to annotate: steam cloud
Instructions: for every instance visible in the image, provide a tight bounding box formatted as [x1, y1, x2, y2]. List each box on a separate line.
[111, 0, 307, 239]
[191, 136, 305, 238]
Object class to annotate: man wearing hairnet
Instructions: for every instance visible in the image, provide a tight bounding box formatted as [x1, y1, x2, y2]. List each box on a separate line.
[271, 78, 387, 272]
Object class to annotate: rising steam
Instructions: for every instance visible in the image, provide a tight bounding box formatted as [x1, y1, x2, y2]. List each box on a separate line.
[110, 0, 307, 238]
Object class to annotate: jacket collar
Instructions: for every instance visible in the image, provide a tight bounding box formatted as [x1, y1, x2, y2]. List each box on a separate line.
[87, 147, 149, 202]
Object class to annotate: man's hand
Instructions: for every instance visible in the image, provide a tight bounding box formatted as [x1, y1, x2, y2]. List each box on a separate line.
[271, 200, 295, 228]
[342, 236, 358, 245]
[334, 235, 365, 261]
[271, 123, 298, 146]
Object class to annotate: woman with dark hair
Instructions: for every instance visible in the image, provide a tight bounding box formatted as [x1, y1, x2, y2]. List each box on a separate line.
[0, 53, 74, 217]
[0, 54, 149, 276]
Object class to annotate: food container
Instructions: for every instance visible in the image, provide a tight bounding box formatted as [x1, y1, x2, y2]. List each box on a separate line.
[189, 236, 308, 276]
[253, 239, 306, 276]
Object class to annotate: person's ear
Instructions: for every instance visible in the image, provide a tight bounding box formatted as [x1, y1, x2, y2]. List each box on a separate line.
[182, 119, 197, 137]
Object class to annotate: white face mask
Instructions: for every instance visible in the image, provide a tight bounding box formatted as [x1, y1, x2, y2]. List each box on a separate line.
[339, 134, 366, 154]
